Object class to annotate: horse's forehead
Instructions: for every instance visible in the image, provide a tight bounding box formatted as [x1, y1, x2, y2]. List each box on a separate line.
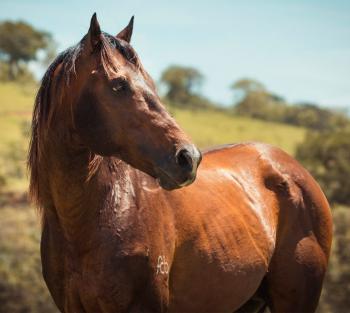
[112, 58, 154, 95]
[112, 38, 138, 66]
[111, 47, 129, 66]
[130, 70, 155, 95]
[102, 38, 156, 94]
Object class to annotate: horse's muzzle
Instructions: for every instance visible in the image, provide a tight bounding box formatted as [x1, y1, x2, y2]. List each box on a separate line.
[156, 144, 202, 190]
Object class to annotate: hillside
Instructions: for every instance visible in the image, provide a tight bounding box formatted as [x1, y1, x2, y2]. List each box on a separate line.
[170, 107, 306, 155]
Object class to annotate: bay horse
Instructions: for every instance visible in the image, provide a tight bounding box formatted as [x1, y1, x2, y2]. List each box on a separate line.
[28, 14, 332, 313]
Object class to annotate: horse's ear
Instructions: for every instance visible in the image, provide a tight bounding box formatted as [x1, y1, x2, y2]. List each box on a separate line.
[116, 16, 134, 43]
[86, 13, 102, 51]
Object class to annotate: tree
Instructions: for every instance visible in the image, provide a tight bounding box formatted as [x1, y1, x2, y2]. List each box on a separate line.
[0, 21, 54, 80]
[160, 65, 204, 105]
[230, 78, 287, 120]
[230, 78, 267, 107]
[230, 78, 268, 115]
[231, 78, 266, 97]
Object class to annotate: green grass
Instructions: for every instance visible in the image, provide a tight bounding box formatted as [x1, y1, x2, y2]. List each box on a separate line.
[170, 107, 306, 155]
[0, 83, 35, 192]
[0, 83, 34, 152]
[0, 82, 35, 112]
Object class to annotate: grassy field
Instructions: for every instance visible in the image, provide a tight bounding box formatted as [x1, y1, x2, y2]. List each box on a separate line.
[170, 107, 306, 154]
[0, 83, 33, 150]
[0, 83, 34, 192]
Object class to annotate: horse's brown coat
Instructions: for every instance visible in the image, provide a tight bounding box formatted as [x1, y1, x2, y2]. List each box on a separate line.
[29, 15, 332, 313]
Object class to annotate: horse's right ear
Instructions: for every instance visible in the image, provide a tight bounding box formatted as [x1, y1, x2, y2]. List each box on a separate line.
[86, 13, 101, 52]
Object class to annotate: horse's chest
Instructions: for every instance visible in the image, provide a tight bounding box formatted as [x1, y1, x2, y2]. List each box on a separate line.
[67, 248, 153, 312]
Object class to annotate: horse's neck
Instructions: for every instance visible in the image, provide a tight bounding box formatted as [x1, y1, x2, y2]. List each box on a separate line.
[44, 136, 128, 250]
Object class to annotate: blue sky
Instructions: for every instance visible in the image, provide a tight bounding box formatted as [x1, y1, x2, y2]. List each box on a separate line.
[1, 0, 349, 108]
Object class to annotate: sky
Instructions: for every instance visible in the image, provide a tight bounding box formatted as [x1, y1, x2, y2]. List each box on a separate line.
[1, 0, 350, 108]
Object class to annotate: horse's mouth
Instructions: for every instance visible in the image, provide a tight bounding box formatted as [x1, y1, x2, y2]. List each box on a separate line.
[155, 167, 196, 191]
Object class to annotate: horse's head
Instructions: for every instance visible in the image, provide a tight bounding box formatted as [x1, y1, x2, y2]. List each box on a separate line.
[72, 14, 201, 190]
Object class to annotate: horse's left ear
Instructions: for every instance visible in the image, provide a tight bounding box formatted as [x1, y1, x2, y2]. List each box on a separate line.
[86, 13, 102, 51]
[116, 16, 134, 43]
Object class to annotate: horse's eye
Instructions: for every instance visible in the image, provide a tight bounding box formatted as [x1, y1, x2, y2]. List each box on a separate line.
[111, 78, 130, 93]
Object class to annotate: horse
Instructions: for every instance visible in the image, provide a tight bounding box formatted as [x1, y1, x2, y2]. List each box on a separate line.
[28, 14, 332, 313]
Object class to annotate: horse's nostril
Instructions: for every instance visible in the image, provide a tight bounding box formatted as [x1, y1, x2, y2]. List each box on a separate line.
[176, 148, 194, 172]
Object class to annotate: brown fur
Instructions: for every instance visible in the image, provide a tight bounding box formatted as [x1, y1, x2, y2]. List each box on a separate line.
[28, 15, 332, 313]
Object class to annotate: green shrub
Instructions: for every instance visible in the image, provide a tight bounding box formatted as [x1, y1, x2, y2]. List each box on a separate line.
[319, 206, 350, 313]
[296, 129, 350, 205]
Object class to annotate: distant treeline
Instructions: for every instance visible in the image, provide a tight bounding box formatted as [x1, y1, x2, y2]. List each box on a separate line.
[160, 67, 349, 131]
[231, 78, 349, 131]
